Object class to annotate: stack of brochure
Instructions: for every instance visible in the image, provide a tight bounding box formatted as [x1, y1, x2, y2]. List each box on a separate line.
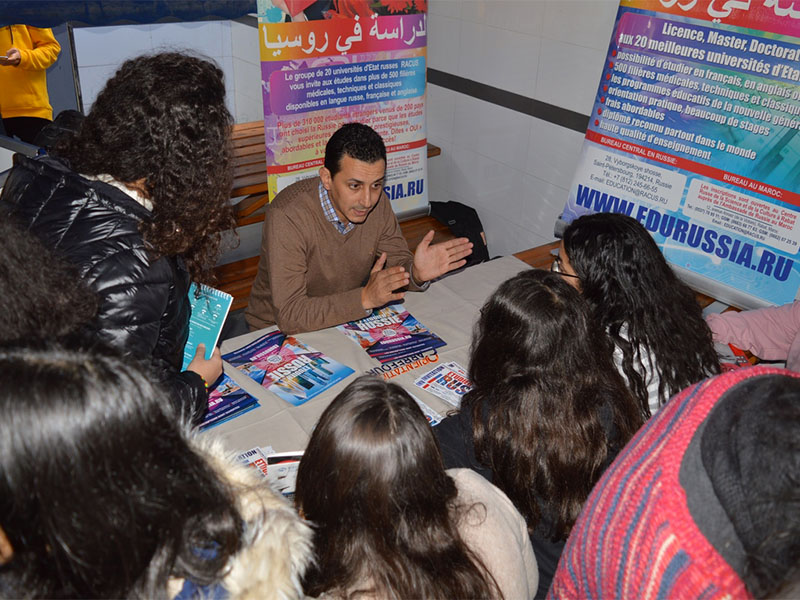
[223, 331, 354, 406]
[413, 361, 473, 408]
[337, 304, 446, 363]
[199, 374, 260, 431]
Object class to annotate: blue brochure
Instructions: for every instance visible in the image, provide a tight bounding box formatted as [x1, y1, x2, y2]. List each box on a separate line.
[182, 283, 233, 370]
[199, 373, 259, 431]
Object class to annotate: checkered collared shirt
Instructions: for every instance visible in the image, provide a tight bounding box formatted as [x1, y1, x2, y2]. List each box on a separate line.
[319, 182, 353, 235]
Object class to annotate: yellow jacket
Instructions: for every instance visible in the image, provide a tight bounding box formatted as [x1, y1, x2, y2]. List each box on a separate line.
[0, 25, 61, 120]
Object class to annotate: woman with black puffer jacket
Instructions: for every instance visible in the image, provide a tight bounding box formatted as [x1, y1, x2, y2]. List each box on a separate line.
[0, 51, 236, 423]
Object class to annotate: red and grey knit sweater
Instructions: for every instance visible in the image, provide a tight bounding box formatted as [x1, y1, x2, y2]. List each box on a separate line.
[549, 365, 797, 600]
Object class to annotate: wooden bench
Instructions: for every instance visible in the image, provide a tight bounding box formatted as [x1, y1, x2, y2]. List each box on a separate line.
[218, 121, 446, 311]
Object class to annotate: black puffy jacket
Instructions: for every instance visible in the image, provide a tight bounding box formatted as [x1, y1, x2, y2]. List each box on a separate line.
[0, 154, 208, 421]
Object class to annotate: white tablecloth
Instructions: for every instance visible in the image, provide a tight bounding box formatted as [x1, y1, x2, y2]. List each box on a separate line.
[207, 256, 532, 453]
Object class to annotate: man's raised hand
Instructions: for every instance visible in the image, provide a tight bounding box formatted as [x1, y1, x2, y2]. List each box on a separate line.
[412, 230, 473, 283]
[361, 252, 410, 310]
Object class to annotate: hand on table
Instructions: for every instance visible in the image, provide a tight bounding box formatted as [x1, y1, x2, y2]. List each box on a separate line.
[361, 252, 410, 310]
[187, 343, 223, 387]
[412, 230, 473, 283]
[0, 48, 21, 66]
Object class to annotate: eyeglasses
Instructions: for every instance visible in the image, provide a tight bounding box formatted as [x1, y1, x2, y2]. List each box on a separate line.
[551, 258, 580, 279]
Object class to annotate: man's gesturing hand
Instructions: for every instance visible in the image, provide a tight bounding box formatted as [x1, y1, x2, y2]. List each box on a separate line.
[413, 230, 473, 283]
[361, 252, 410, 310]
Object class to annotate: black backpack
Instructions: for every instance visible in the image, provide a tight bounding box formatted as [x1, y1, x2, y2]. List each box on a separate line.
[429, 201, 490, 267]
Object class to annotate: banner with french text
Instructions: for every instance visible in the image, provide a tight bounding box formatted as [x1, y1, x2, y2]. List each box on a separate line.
[257, 0, 428, 218]
[561, 0, 800, 307]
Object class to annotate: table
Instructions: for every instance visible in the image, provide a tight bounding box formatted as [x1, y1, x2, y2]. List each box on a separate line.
[207, 255, 532, 453]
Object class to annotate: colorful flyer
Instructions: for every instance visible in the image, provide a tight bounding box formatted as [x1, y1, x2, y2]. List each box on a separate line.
[365, 347, 441, 380]
[223, 330, 354, 406]
[337, 304, 446, 363]
[413, 361, 472, 408]
[200, 374, 260, 431]
[257, 0, 428, 218]
[236, 446, 275, 478]
[561, 0, 800, 307]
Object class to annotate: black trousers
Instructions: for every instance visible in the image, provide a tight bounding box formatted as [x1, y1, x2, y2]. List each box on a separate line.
[2, 116, 51, 144]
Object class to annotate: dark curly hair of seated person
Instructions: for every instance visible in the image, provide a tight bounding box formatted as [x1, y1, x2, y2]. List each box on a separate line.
[563, 212, 720, 416]
[464, 269, 644, 541]
[0, 220, 98, 343]
[54, 51, 236, 284]
[0, 345, 244, 598]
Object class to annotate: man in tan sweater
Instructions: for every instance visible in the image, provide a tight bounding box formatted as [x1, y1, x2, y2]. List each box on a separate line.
[245, 123, 472, 334]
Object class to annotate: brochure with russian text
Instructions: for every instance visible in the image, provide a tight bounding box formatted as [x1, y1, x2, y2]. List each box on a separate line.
[413, 361, 473, 408]
[199, 374, 260, 431]
[337, 304, 446, 364]
[223, 331, 354, 406]
[182, 283, 233, 370]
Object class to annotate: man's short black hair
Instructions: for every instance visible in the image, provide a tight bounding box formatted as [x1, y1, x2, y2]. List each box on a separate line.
[324, 122, 386, 176]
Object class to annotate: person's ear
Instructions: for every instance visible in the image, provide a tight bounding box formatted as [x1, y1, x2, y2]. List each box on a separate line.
[319, 166, 333, 190]
[0, 525, 14, 565]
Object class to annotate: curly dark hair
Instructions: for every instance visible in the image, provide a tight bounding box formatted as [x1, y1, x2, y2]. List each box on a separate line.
[563, 212, 720, 416]
[0, 220, 98, 342]
[464, 269, 643, 541]
[0, 345, 244, 597]
[296, 376, 500, 599]
[324, 122, 386, 175]
[55, 52, 236, 283]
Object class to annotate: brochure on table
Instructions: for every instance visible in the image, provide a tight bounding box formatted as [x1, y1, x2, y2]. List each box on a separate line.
[223, 330, 355, 406]
[200, 374, 260, 431]
[561, 0, 800, 308]
[337, 304, 447, 364]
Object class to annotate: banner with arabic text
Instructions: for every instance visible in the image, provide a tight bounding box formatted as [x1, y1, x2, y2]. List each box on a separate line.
[257, 0, 428, 218]
[561, 0, 800, 308]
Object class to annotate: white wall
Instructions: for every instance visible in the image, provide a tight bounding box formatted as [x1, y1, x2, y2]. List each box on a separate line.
[427, 0, 619, 257]
[230, 20, 265, 124]
[73, 20, 263, 123]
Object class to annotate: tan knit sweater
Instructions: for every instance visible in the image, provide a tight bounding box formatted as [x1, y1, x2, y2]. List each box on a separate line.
[245, 177, 422, 334]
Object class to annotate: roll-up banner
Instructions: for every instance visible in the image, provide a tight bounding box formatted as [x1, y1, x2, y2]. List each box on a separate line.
[257, 0, 428, 219]
[561, 0, 800, 309]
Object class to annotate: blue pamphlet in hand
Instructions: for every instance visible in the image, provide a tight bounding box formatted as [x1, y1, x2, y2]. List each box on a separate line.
[182, 283, 233, 370]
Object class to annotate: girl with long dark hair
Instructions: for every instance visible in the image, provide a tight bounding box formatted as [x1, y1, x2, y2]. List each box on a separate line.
[0, 345, 312, 599]
[295, 376, 539, 599]
[436, 269, 644, 599]
[560, 212, 720, 417]
[0, 52, 237, 422]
